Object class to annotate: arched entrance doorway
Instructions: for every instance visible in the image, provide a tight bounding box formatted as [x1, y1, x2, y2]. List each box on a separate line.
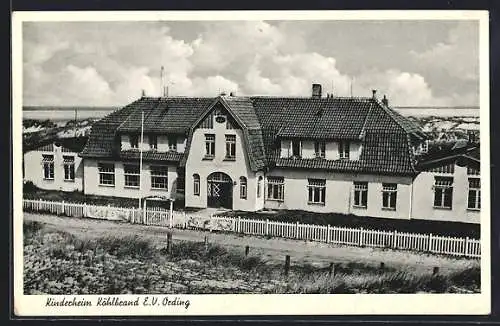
[207, 172, 233, 209]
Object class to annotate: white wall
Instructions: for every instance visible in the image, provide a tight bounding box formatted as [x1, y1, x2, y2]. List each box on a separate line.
[411, 165, 480, 224]
[280, 140, 362, 160]
[264, 169, 413, 219]
[24, 144, 83, 192]
[83, 159, 178, 199]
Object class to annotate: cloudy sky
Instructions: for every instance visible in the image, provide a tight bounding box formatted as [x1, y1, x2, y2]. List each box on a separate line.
[23, 20, 479, 107]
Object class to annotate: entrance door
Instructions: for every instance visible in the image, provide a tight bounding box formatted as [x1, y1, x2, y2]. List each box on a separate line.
[207, 172, 233, 209]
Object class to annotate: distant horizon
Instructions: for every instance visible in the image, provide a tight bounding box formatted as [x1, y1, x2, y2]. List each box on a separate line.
[22, 104, 481, 111]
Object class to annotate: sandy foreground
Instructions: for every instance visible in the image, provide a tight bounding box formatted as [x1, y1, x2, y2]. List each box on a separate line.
[22, 212, 479, 275]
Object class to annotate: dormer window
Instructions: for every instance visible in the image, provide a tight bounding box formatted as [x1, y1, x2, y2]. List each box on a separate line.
[168, 136, 177, 152]
[314, 141, 326, 159]
[339, 141, 350, 159]
[291, 140, 301, 158]
[149, 135, 158, 150]
[130, 135, 139, 149]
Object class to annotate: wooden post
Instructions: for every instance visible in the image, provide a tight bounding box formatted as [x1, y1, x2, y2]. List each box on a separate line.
[326, 225, 331, 243]
[265, 219, 269, 236]
[464, 237, 470, 257]
[169, 200, 174, 228]
[183, 212, 187, 229]
[295, 221, 300, 239]
[61, 200, 65, 216]
[284, 255, 290, 277]
[83, 203, 87, 218]
[237, 216, 241, 233]
[380, 262, 385, 270]
[359, 227, 364, 246]
[204, 235, 209, 253]
[166, 231, 173, 255]
[143, 199, 148, 225]
[428, 233, 433, 253]
[328, 262, 335, 277]
[245, 245, 250, 257]
[433, 266, 439, 275]
[392, 230, 397, 248]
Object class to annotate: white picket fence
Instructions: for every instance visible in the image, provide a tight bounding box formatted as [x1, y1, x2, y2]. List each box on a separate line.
[22, 199, 481, 258]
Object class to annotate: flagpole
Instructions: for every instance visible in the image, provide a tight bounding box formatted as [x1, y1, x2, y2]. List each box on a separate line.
[139, 110, 144, 210]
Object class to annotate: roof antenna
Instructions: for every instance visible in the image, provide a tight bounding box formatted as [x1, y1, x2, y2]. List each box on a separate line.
[160, 66, 165, 97]
[350, 77, 354, 97]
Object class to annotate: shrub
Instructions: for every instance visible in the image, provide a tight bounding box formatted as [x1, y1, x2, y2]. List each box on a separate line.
[23, 181, 39, 194]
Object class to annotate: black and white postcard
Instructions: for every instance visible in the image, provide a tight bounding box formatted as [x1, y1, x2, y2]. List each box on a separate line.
[12, 10, 491, 316]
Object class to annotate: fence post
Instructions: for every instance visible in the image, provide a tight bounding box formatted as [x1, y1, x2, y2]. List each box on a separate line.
[166, 231, 173, 255]
[428, 233, 433, 253]
[237, 216, 241, 233]
[328, 262, 335, 277]
[326, 225, 331, 243]
[284, 255, 290, 277]
[83, 203, 87, 218]
[265, 219, 269, 236]
[359, 227, 364, 246]
[61, 200, 65, 216]
[245, 245, 250, 257]
[295, 221, 300, 239]
[204, 235, 209, 253]
[183, 212, 187, 229]
[392, 230, 397, 249]
[464, 237, 470, 257]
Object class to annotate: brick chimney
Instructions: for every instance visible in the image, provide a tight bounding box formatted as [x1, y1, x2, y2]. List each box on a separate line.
[381, 95, 389, 106]
[312, 83, 322, 98]
[372, 89, 377, 99]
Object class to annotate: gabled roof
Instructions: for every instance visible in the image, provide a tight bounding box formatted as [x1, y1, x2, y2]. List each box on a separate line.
[252, 97, 374, 140]
[416, 143, 480, 171]
[26, 137, 88, 154]
[180, 96, 267, 171]
[81, 94, 425, 175]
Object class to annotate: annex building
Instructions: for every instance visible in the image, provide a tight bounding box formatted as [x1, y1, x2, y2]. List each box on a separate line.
[23, 84, 481, 224]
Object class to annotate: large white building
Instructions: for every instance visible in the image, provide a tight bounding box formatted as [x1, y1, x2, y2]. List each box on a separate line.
[24, 84, 481, 224]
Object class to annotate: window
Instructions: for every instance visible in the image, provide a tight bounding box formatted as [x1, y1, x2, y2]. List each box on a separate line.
[339, 141, 350, 159]
[168, 136, 177, 152]
[382, 183, 397, 210]
[225, 134, 236, 159]
[124, 164, 140, 188]
[63, 156, 75, 181]
[149, 135, 158, 150]
[130, 135, 139, 149]
[291, 140, 301, 158]
[257, 176, 263, 198]
[150, 165, 168, 190]
[205, 134, 215, 158]
[421, 140, 429, 153]
[267, 176, 284, 201]
[467, 166, 480, 176]
[468, 178, 481, 210]
[193, 174, 200, 196]
[42, 154, 54, 180]
[428, 164, 454, 174]
[308, 179, 326, 205]
[98, 163, 115, 186]
[314, 141, 326, 159]
[433, 177, 453, 209]
[240, 176, 247, 199]
[353, 182, 368, 208]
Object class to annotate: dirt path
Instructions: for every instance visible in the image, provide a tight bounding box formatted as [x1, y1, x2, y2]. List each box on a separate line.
[23, 213, 478, 275]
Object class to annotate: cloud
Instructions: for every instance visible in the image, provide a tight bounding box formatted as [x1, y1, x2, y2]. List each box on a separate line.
[410, 22, 479, 82]
[22, 21, 479, 107]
